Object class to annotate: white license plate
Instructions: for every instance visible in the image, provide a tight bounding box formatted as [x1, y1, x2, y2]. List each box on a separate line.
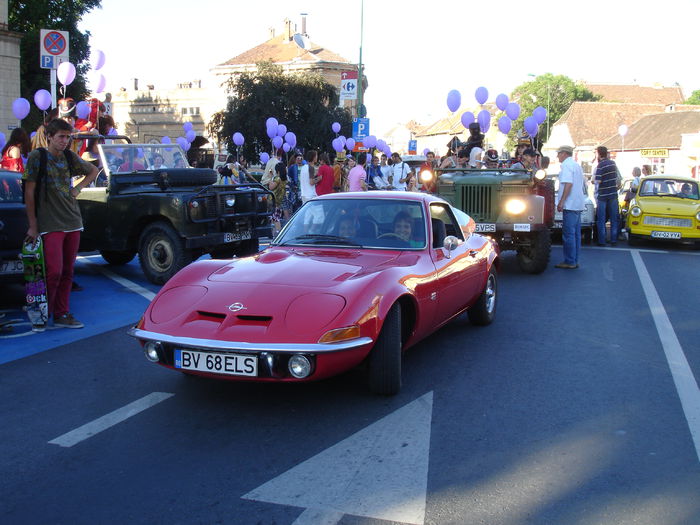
[475, 223, 496, 233]
[651, 231, 681, 239]
[174, 349, 257, 376]
[514, 223, 531, 232]
[0, 259, 23, 275]
[224, 231, 252, 243]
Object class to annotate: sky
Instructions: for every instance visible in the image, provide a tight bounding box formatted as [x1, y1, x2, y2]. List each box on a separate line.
[79, 0, 700, 136]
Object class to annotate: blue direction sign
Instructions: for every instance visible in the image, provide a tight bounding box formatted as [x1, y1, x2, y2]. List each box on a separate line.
[352, 118, 370, 141]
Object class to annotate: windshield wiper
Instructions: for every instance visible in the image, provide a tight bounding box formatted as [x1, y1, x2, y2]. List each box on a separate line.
[277, 234, 362, 247]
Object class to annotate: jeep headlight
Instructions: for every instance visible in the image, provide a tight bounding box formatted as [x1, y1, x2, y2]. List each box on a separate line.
[188, 198, 205, 220]
[505, 198, 526, 215]
[534, 169, 546, 181]
[630, 206, 642, 217]
[420, 169, 433, 183]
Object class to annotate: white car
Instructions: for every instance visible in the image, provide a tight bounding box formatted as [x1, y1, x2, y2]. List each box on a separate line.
[550, 175, 596, 243]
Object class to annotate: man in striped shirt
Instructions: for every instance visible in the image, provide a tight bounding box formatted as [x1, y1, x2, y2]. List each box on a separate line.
[594, 146, 620, 246]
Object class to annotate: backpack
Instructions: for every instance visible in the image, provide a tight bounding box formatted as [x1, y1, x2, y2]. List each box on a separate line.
[23, 148, 77, 211]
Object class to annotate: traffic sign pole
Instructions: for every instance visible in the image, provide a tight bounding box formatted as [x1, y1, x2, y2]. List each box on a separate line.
[50, 69, 57, 109]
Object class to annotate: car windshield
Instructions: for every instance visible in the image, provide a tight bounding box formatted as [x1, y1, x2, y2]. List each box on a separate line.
[639, 179, 699, 200]
[274, 198, 427, 249]
[0, 172, 23, 203]
[99, 144, 189, 175]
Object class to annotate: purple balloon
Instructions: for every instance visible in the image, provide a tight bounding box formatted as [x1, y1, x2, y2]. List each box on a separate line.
[161, 136, 171, 144]
[460, 111, 475, 128]
[346, 138, 355, 151]
[524, 116, 539, 136]
[495, 93, 509, 111]
[76, 101, 90, 120]
[266, 117, 278, 129]
[12, 98, 30, 120]
[446, 89, 461, 112]
[497, 116, 512, 135]
[377, 139, 386, 150]
[331, 122, 341, 133]
[34, 90, 51, 111]
[475, 86, 489, 105]
[176, 136, 189, 149]
[183, 122, 193, 132]
[338, 135, 346, 147]
[423, 148, 430, 155]
[285, 132, 297, 148]
[186, 129, 196, 142]
[332, 138, 343, 153]
[0, 132, 5, 150]
[57, 62, 76, 86]
[533, 106, 547, 124]
[90, 71, 106, 94]
[260, 152, 270, 164]
[91, 49, 106, 70]
[477, 110, 491, 133]
[272, 136, 283, 149]
[364, 135, 377, 148]
[505, 102, 521, 121]
[108, 127, 117, 136]
[30, 131, 36, 139]
[266, 124, 277, 139]
[182, 142, 191, 152]
[233, 132, 244, 146]
[282, 143, 291, 152]
[277, 124, 287, 137]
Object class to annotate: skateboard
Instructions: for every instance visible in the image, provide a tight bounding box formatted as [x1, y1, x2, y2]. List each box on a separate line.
[20, 238, 49, 330]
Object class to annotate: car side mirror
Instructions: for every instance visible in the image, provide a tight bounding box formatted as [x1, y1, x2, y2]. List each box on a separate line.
[443, 235, 459, 258]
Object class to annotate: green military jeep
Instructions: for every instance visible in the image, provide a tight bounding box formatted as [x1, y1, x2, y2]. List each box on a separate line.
[431, 167, 554, 274]
[77, 142, 273, 284]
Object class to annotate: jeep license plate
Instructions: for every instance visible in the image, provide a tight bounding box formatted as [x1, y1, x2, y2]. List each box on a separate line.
[514, 224, 531, 232]
[651, 231, 681, 239]
[475, 223, 496, 233]
[224, 231, 252, 243]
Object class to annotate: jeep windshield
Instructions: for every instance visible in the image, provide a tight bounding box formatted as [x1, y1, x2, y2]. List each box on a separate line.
[639, 179, 698, 200]
[99, 144, 189, 175]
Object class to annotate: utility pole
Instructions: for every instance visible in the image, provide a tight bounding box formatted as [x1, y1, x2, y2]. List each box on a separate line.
[357, 0, 365, 118]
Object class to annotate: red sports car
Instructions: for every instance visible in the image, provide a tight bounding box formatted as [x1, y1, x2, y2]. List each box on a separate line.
[129, 191, 499, 395]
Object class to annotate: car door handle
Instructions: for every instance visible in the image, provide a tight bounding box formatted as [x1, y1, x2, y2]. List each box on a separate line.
[468, 250, 478, 257]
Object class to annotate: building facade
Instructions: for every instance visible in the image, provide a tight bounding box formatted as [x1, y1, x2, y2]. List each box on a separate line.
[0, 0, 22, 136]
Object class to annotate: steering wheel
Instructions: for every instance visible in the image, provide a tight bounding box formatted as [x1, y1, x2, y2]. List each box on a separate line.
[377, 233, 410, 246]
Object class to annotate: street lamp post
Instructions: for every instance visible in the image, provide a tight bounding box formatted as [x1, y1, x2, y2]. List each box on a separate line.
[357, 0, 365, 118]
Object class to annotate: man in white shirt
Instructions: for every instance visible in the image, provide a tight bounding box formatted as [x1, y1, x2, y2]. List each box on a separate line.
[390, 153, 412, 191]
[555, 145, 586, 269]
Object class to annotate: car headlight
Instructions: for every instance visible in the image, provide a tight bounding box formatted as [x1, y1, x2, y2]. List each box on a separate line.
[288, 354, 312, 378]
[188, 199, 205, 219]
[630, 206, 642, 217]
[505, 198, 526, 215]
[696, 211, 700, 221]
[420, 170, 433, 183]
[534, 169, 546, 181]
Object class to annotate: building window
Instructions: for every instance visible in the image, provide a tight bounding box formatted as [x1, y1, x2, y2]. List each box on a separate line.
[181, 108, 188, 115]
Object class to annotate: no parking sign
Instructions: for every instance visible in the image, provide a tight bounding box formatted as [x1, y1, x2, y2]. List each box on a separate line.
[39, 29, 69, 69]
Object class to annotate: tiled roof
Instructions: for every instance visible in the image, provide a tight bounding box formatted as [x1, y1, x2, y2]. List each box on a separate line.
[600, 109, 700, 150]
[218, 34, 350, 66]
[585, 83, 685, 105]
[417, 104, 498, 138]
[556, 102, 670, 146]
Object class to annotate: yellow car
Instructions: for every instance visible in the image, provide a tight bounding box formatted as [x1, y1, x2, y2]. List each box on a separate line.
[627, 176, 700, 245]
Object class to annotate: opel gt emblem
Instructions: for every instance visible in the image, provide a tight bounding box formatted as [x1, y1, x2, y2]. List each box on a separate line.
[227, 302, 247, 312]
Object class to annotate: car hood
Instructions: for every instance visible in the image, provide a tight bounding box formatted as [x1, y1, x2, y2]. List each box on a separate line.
[207, 247, 401, 286]
[636, 197, 700, 215]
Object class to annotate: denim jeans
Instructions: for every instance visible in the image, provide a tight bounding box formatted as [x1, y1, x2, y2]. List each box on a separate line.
[562, 210, 581, 265]
[596, 198, 619, 244]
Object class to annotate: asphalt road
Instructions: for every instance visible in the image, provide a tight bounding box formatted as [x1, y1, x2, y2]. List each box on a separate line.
[1, 239, 699, 525]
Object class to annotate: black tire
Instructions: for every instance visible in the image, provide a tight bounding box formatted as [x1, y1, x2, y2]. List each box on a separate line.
[582, 228, 593, 245]
[153, 168, 217, 187]
[516, 229, 551, 274]
[368, 303, 402, 396]
[138, 221, 192, 284]
[468, 268, 497, 326]
[99, 250, 136, 265]
[235, 238, 260, 257]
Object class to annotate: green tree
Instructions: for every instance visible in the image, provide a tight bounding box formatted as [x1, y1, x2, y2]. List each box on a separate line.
[9, 0, 102, 132]
[507, 73, 600, 147]
[684, 89, 700, 105]
[209, 62, 353, 162]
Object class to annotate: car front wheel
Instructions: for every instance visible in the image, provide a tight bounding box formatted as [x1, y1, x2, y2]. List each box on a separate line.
[138, 222, 192, 284]
[368, 303, 402, 396]
[468, 267, 497, 326]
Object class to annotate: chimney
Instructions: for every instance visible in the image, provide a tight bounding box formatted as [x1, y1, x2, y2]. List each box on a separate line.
[301, 12, 308, 36]
[268, 27, 275, 39]
[133, 78, 139, 91]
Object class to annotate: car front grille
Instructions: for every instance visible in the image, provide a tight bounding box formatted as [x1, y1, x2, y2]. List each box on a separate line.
[460, 185, 493, 222]
[643, 216, 692, 228]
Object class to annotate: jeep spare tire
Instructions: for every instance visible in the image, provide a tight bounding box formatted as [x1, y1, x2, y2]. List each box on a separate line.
[153, 168, 217, 187]
[138, 221, 193, 284]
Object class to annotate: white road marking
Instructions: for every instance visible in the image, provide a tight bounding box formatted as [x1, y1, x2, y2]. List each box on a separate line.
[632, 250, 700, 462]
[76, 256, 156, 301]
[292, 508, 345, 525]
[244, 391, 433, 525]
[48, 392, 174, 447]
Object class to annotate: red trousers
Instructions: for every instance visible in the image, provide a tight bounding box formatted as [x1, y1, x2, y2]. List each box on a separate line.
[42, 231, 80, 318]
